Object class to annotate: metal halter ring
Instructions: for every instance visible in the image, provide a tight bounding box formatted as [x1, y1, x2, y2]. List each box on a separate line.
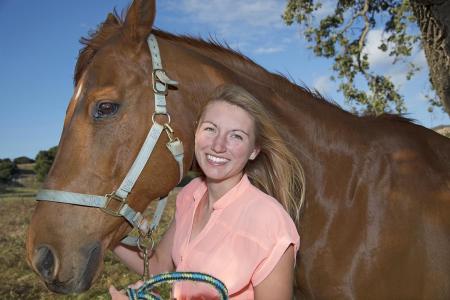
[137, 232, 155, 253]
[152, 112, 171, 126]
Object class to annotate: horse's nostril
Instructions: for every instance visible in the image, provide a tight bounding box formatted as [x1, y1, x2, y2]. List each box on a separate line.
[79, 241, 101, 291]
[34, 245, 56, 281]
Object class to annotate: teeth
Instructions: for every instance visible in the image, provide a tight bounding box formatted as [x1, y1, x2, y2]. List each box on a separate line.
[207, 154, 228, 163]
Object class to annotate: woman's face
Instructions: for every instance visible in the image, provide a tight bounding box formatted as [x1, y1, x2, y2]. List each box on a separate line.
[195, 101, 260, 185]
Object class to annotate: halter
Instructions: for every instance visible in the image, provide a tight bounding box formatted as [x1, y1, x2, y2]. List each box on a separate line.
[36, 34, 183, 247]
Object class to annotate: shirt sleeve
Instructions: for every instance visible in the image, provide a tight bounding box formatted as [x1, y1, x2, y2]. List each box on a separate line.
[250, 202, 300, 286]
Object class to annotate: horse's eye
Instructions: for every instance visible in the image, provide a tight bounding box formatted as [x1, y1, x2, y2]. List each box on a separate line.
[94, 102, 119, 119]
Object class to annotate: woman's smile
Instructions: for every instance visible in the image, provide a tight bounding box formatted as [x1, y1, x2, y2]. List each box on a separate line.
[206, 154, 230, 165]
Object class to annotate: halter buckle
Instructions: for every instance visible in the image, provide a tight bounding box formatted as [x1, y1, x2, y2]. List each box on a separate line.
[101, 192, 127, 217]
[152, 69, 169, 95]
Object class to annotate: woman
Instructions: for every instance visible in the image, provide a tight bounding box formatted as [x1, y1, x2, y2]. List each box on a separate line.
[110, 84, 305, 299]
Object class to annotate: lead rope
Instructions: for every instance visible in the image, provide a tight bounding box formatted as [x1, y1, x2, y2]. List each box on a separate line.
[131, 232, 228, 299]
[133, 224, 228, 299]
[127, 272, 228, 300]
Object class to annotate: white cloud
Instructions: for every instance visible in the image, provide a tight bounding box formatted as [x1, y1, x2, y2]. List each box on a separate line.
[313, 75, 334, 95]
[362, 29, 429, 88]
[413, 48, 428, 70]
[314, 0, 335, 20]
[254, 46, 284, 54]
[364, 29, 427, 69]
[178, 0, 285, 28]
[161, 0, 296, 54]
[363, 29, 395, 68]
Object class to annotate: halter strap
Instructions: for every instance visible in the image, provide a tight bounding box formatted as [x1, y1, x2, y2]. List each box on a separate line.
[148, 34, 178, 114]
[36, 34, 182, 245]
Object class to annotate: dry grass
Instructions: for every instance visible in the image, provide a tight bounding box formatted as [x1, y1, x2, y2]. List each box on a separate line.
[0, 186, 177, 299]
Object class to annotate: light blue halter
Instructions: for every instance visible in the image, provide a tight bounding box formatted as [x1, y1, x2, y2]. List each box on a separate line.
[36, 34, 183, 246]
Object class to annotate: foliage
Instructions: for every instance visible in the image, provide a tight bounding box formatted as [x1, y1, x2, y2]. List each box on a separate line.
[13, 156, 35, 164]
[34, 146, 58, 182]
[283, 0, 425, 115]
[0, 159, 17, 183]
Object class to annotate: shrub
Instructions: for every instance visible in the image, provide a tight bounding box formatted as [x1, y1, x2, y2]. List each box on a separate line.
[34, 146, 58, 182]
[0, 159, 16, 183]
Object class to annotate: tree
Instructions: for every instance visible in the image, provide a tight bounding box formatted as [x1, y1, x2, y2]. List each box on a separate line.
[34, 146, 58, 182]
[411, 0, 450, 115]
[283, 0, 450, 116]
[13, 156, 35, 164]
[0, 159, 16, 183]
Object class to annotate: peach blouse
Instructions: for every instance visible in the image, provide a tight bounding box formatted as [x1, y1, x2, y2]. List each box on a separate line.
[171, 174, 300, 299]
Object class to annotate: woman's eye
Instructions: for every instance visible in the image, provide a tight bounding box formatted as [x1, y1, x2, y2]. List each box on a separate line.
[94, 102, 119, 119]
[204, 127, 215, 132]
[231, 133, 243, 140]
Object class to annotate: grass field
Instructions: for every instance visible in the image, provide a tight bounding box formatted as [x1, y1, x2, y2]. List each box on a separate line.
[0, 184, 176, 299]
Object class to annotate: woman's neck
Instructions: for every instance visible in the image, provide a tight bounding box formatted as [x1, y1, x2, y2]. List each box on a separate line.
[205, 173, 243, 205]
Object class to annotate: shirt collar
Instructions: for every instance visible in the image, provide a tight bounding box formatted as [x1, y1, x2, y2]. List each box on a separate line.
[192, 174, 251, 210]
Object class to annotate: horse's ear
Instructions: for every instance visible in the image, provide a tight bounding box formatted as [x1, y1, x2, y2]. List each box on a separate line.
[124, 0, 155, 41]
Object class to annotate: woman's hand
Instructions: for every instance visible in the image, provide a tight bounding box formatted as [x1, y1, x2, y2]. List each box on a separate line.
[109, 281, 144, 300]
[108, 285, 128, 300]
[112, 219, 177, 276]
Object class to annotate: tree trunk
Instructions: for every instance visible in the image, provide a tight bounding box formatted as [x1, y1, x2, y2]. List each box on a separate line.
[411, 0, 450, 116]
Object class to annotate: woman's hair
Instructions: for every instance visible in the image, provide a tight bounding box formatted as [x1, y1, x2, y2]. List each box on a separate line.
[196, 84, 305, 225]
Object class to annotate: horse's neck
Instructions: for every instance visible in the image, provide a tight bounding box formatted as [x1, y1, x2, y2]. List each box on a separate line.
[160, 35, 359, 165]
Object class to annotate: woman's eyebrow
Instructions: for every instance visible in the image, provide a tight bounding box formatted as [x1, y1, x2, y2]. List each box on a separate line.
[232, 129, 249, 136]
[201, 120, 217, 127]
[201, 120, 249, 136]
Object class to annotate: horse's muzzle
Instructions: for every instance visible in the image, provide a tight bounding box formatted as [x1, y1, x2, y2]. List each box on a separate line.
[32, 241, 102, 294]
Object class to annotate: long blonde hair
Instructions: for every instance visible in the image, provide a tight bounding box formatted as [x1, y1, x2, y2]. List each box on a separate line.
[197, 84, 306, 225]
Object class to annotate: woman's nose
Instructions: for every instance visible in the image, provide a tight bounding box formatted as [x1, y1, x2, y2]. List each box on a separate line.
[212, 134, 227, 153]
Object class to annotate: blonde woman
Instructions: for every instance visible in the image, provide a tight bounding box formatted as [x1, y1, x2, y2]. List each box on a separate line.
[110, 84, 305, 299]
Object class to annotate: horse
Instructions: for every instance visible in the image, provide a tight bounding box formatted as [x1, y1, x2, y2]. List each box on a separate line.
[26, 0, 450, 298]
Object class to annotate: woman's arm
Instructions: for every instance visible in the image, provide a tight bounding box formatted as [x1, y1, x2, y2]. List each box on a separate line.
[254, 245, 295, 300]
[113, 219, 177, 275]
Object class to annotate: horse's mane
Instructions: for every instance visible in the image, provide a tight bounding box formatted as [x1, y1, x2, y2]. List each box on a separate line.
[154, 30, 345, 107]
[75, 8, 414, 125]
[75, 9, 123, 85]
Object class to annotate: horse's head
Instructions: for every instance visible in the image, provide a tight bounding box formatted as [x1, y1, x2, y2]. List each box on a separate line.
[26, 0, 192, 293]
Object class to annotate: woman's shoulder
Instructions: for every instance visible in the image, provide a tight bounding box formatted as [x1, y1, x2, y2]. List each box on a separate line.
[178, 177, 205, 196]
[234, 182, 297, 238]
[175, 176, 205, 207]
[245, 183, 287, 215]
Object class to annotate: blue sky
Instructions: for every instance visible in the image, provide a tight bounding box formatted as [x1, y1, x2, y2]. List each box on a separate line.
[1, 0, 449, 159]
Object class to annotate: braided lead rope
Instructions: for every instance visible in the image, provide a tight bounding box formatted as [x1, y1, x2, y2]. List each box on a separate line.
[127, 272, 228, 300]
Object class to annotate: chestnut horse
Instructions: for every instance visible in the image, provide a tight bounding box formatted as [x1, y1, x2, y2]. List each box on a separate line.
[26, 0, 450, 298]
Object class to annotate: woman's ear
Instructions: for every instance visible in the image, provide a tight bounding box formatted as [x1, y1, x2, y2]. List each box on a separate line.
[249, 147, 260, 160]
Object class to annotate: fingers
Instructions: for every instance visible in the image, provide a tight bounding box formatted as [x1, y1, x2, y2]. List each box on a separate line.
[109, 280, 144, 300]
[109, 285, 127, 300]
[128, 280, 144, 289]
